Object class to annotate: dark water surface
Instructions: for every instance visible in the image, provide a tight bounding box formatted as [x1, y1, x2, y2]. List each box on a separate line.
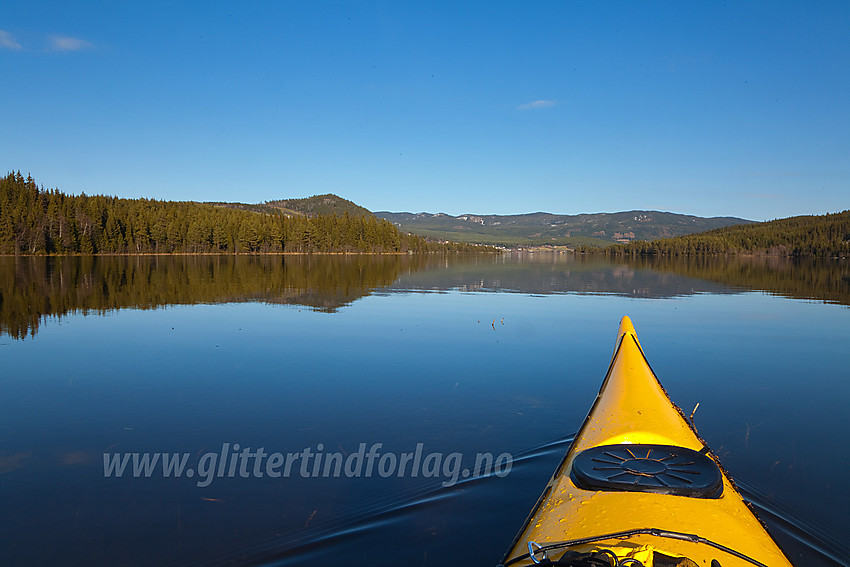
[1, 254, 849, 566]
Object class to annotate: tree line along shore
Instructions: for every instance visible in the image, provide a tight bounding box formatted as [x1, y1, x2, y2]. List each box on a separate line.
[0, 172, 491, 255]
[584, 210, 850, 257]
[2, 171, 847, 257]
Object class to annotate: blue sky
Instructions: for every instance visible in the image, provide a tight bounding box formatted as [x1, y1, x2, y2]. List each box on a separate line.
[1, 1, 847, 220]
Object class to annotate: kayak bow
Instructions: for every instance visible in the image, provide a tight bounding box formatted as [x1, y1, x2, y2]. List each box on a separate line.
[500, 317, 792, 567]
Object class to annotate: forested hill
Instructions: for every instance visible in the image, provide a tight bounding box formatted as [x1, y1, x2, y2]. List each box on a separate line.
[267, 194, 373, 217]
[601, 210, 850, 257]
[0, 172, 488, 255]
[206, 194, 372, 218]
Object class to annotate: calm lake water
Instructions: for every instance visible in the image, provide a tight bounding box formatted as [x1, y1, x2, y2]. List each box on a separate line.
[1, 254, 849, 566]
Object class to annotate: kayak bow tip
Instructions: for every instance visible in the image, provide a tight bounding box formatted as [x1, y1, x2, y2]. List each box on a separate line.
[615, 316, 642, 354]
[617, 315, 637, 340]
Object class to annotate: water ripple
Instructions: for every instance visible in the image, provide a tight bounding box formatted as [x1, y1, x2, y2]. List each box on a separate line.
[735, 472, 850, 566]
[177, 435, 575, 567]
[172, 434, 847, 567]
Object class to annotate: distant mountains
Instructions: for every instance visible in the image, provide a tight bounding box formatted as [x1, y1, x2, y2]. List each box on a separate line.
[374, 210, 754, 247]
[206, 194, 848, 256]
[207, 194, 755, 247]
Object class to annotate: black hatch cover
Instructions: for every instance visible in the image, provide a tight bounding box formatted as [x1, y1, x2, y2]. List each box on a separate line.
[570, 444, 723, 498]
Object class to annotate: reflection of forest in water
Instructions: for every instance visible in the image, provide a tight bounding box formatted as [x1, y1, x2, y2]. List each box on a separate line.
[390, 253, 736, 297]
[2, 253, 848, 339]
[0, 255, 432, 339]
[632, 255, 850, 306]
[392, 253, 850, 306]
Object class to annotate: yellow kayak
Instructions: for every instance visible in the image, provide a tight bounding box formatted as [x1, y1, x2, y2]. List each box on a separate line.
[499, 316, 792, 567]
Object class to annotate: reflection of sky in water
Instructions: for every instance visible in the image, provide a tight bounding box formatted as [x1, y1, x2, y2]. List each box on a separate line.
[1, 288, 849, 565]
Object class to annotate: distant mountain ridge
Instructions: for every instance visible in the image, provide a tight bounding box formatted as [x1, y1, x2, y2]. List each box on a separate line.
[375, 210, 754, 247]
[204, 193, 754, 247]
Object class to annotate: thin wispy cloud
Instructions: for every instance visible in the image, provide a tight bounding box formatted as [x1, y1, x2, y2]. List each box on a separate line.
[49, 35, 93, 51]
[0, 30, 22, 50]
[0, 31, 94, 52]
[518, 99, 557, 111]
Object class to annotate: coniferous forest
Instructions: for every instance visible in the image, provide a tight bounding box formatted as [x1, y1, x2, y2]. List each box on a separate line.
[0, 172, 490, 255]
[596, 210, 850, 257]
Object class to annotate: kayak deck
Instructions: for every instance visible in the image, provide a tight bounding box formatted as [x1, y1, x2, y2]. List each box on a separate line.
[500, 317, 792, 567]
